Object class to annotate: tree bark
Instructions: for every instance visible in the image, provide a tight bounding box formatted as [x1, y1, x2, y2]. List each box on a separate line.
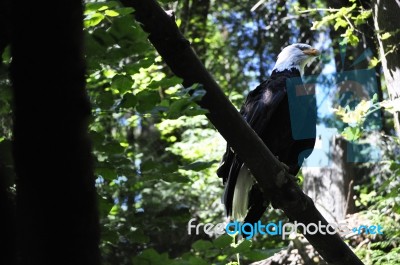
[0, 145, 16, 265]
[303, 136, 355, 223]
[0, 0, 15, 264]
[121, 0, 365, 264]
[10, 1, 101, 265]
[373, 0, 400, 136]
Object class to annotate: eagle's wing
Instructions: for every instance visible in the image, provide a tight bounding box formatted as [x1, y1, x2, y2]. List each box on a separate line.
[217, 76, 288, 217]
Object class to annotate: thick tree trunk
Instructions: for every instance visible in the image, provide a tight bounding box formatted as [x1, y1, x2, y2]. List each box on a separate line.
[0, 0, 15, 264]
[0, 151, 16, 265]
[0, 0, 11, 56]
[373, 0, 400, 136]
[303, 136, 355, 223]
[10, 1, 101, 265]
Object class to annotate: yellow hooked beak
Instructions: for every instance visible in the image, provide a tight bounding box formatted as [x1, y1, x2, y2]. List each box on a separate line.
[303, 48, 320, 57]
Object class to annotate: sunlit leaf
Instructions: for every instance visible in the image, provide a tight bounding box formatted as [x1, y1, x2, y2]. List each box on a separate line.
[381, 32, 391, 40]
[354, 10, 372, 26]
[85, 1, 118, 12]
[84, 12, 105, 28]
[109, 205, 119, 215]
[369, 57, 380, 68]
[341, 126, 362, 141]
[334, 17, 348, 30]
[105, 9, 119, 17]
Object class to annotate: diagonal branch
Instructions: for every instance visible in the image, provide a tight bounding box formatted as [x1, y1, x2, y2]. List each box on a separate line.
[121, 1, 365, 264]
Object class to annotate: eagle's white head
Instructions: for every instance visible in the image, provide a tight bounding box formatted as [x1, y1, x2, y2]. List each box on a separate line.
[272, 43, 320, 75]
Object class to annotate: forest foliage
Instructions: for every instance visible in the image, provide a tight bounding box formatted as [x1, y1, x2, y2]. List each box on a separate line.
[0, 0, 399, 264]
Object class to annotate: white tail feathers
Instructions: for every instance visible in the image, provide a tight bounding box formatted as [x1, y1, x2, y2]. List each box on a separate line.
[232, 165, 254, 221]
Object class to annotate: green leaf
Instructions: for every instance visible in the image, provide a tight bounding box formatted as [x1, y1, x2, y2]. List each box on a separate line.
[136, 90, 160, 112]
[148, 76, 183, 89]
[182, 161, 217, 171]
[85, 1, 118, 13]
[389, 161, 400, 171]
[84, 12, 105, 28]
[341, 126, 362, 141]
[105, 9, 119, 17]
[108, 16, 143, 42]
[2, 45, 11, 64]
[96, 167, 116, 181]
[95, 90, 114, 109]
[349, 34, 359, 46]
[242, 249, 274, 261]
[381, 32, 391, 40]
[184, 108, 209, 116]
[372, 93, 379, 103]
[111, 75, 134, 94]
[185, 256, 208, 265]
[230, 239, 252, 254]
[213, 234, 232, 248]
[192, 240, 213, 251]
[119, 93, 137, 109]
[162, 173, 190, 183]
[341, 28, 359, 46]
[116, 7, 134, 16]
[130, 230, 150, 243]
[109, 205, 119, 215]
[104, 141, 125, 154]
[132, 248, 172, 265]
[84, 32, 107, 68]
[167, 98, 192, 119]
[354, 10, 372, 26]
[334, 18, 348, 30]
[98, 195, 114, 218]
[125, 57, 155, 74]
[141, 159, 158, 172]
[369, 57, 379, 67]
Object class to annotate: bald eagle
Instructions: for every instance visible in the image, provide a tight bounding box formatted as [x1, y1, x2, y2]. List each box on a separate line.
[217, 43, 319, 223]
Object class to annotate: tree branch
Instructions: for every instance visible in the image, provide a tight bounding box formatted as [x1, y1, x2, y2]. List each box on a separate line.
[122, 1, 365, 264]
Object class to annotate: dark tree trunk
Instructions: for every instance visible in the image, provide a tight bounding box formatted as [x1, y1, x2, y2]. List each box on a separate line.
[0, 149, 16, 265]
[0, 1, 16, 263]
[0, 0, 11, 56]
[10, 1, 101, 265]
[373, 0, 400, 136]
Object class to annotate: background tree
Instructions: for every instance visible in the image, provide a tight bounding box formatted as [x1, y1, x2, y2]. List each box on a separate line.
[8, 1, 101, 264]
